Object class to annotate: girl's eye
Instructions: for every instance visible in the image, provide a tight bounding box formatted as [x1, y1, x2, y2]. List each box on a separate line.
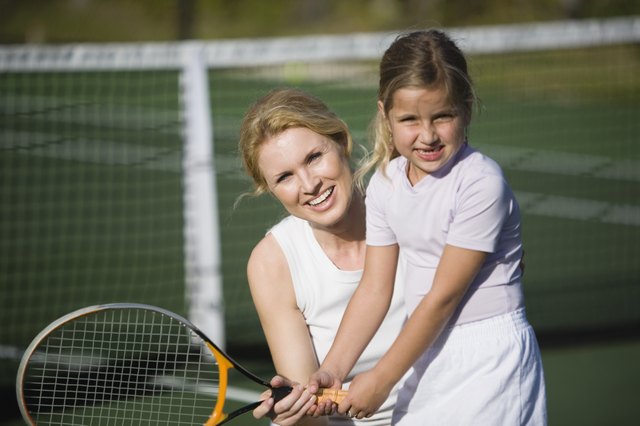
[434, 113, 455, 122]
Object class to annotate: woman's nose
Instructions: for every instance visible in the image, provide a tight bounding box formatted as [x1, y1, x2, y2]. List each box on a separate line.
[300, 171, 322, 194]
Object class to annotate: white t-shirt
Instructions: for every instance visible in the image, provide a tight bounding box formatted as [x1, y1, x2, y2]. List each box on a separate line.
[365, 143, 524, 324]
[269, 215, 407, 425]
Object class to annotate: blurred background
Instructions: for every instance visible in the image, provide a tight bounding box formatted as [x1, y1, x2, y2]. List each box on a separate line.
[1, 1, 639, 425]
[0, 0, 638, 43]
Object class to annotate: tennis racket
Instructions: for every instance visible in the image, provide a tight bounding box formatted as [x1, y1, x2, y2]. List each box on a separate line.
[16, 303, 346, 425]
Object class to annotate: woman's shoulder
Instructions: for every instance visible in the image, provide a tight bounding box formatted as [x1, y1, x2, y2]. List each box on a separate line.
[246, 229, 299, 317]
[248, 232, 286, 272]
[251, 215, 311, 276]
[268, 214, 305, 237]
[247, 217, 299, 288]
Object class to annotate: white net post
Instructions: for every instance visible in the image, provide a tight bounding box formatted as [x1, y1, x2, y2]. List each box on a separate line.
[181, 42, 225, 346]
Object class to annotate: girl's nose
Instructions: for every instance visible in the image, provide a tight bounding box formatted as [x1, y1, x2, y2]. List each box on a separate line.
[419, 123, 437, 143]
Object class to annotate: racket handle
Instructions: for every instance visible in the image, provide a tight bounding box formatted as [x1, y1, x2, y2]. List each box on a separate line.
[315, 388, 348, 404]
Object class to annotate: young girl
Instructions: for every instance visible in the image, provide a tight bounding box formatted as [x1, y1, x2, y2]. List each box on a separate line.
[309, 30, 547, 425]
[238, 88, 407, 425]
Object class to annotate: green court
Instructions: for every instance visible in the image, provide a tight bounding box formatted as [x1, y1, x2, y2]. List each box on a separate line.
[1, 34, 639, 424]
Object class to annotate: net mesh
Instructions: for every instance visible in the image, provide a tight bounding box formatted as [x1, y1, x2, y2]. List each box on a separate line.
[0, 68, 188, 384]
[1, 18, 639, 389]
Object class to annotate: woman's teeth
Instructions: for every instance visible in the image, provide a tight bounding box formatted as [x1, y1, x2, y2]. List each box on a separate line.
[309, 187, 333, 206]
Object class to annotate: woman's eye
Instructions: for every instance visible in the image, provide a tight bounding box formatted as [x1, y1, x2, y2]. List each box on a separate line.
[276, 173, 292, 184]
[308, 152, 322, 163]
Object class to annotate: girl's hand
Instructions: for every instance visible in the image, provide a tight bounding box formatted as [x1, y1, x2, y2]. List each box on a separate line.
[337, 369, 391, 420]
[253, 376, 319, 425]
[307, 369, 342, 417]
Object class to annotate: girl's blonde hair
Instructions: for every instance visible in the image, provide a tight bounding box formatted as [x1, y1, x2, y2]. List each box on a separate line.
[356, 29, 478, 185]
[238, 88, 354, 197]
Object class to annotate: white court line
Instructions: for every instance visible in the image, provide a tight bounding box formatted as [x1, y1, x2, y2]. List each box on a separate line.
[516, 191, 640, 227]
[0, 95, 180, 132]
[480, 144, 640, 182]
[2, 133, 639, 226]
[0, 343, 24, 360]
[0, 130, 240, 175]
[151, 375, 261, 403]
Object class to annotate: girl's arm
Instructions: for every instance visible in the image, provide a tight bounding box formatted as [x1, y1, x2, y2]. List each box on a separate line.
[340, 244, 487, 418]
[248, 234, 328, 426]
[308, 244, 399, 410]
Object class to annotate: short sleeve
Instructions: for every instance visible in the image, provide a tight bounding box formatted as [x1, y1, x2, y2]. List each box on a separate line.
[365, 171, 398, 246]
[446, 173, 511, 253]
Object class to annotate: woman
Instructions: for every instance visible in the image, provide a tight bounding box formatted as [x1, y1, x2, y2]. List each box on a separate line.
[238, 88, 406, 425]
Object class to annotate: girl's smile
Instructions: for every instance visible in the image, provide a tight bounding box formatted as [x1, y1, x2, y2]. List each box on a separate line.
[383, 87, 467, 185]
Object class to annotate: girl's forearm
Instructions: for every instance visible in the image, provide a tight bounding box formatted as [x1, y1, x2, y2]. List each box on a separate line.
[320, 245, 399, 381]
[373, 245, 487, 387]
[321, 283, 392, 379]
[373, 291, 455, 386]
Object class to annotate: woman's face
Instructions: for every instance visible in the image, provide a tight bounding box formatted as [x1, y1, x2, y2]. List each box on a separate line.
[258, 127, 354, 228]
[383, 86, 467, 185]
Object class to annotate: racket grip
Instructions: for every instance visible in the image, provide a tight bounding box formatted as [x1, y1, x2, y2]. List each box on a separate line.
[315, 388, 348, 404]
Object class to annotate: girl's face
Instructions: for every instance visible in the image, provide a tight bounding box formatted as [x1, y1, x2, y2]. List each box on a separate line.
[383, 87, 467, 185]
[258, 127, 354, 229]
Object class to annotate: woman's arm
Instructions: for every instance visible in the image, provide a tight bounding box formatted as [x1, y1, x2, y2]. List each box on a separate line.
[342, 244, 487, 418]
[248, 234, 327, 426]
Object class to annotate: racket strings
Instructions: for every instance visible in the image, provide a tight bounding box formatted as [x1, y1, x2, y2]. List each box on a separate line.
[23, 308, 221, 425]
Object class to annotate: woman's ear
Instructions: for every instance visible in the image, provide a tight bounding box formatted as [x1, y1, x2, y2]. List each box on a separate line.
[377, 100, 392, 133]
[377, 100, 385, 119]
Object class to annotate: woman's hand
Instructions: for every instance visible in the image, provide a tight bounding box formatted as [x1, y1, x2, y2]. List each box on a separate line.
[253, 376, 320, 425]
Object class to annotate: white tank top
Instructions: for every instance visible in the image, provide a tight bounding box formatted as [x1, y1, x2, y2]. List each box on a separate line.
[270, 215, 406, 425]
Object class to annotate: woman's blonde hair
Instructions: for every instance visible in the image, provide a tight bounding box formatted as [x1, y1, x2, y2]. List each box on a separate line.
[239, 88, 354, 197]
[356, 29, 478, 185]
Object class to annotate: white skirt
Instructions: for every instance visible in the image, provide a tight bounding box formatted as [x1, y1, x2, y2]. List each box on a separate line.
[392, 308, 547, 426]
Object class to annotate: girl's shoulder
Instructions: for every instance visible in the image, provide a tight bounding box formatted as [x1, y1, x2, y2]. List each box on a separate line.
[457, 145, 505, 180]
[455, 147, 514, 203]
[370, 156, 406, 185]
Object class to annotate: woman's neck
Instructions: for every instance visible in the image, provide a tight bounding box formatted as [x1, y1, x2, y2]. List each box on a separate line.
[310, 190, 366, 270]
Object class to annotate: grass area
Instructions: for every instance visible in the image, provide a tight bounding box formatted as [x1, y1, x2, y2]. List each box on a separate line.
[1, 39, 638, 425]
[543, 339, 640, 425]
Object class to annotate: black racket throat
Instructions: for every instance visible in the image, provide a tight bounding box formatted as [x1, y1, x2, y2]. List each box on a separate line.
[217, 386, 292, 426]
[271, 385, 293, 401]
